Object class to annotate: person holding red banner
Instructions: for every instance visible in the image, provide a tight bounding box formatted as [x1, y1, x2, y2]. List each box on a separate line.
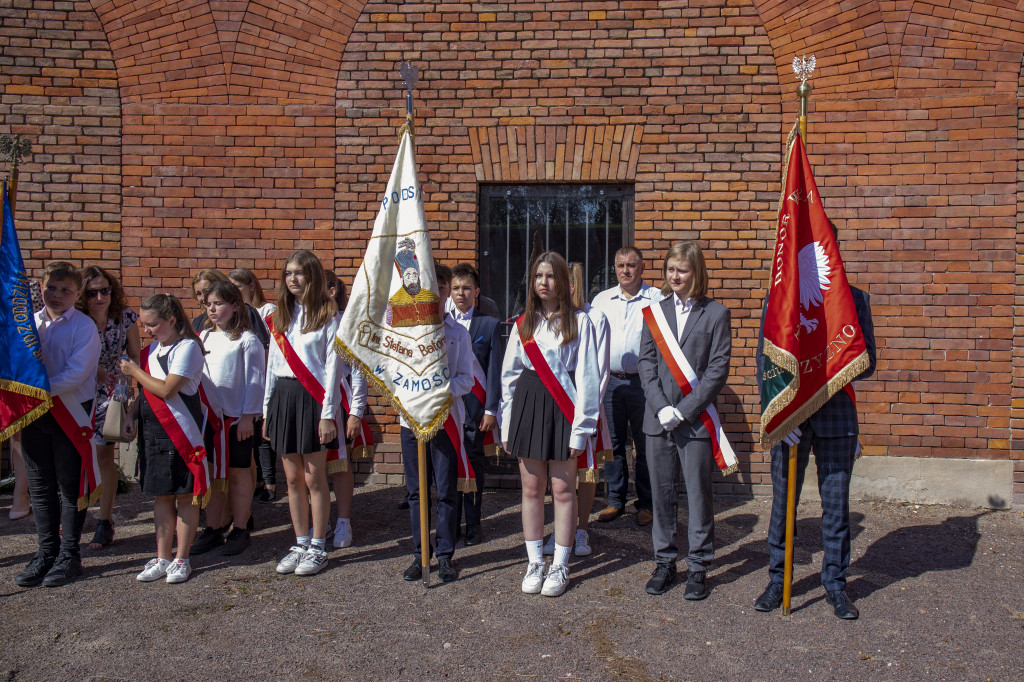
[15, 262, 101, 588]
[638, 241, 732, 599]
[501, 252, 601, 598]
[753, 223, 877, 620]
[121, 293, 209, 585]
[263, 250, 341, 577]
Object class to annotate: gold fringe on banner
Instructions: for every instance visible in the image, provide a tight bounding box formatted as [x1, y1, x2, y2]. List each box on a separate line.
[457, 478, 478, 493]
[577, 467, 601, 485]
[351, 445, 374, 461]
[484, 443, 502, 461]
[594, 448, 613, 465]
[0, 379, 51, 443]
[335, 338, 451, 443]
[327, 458, 349, 475]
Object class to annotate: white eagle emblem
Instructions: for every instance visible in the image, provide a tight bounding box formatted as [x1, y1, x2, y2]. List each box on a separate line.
[797, 241, 831, 333]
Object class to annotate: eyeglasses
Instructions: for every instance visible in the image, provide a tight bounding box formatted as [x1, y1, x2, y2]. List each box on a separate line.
[85, 287, 111, 298]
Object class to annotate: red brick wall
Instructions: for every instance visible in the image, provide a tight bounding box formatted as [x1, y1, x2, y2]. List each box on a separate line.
[2, 0, 1022, 494]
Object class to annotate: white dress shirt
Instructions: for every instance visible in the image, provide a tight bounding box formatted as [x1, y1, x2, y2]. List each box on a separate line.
[263, 304, 341, 421]
[152, 338, 205, 396]
[452, 304, 474, 333]
[201, 329, 266, 418]
[590, 281, 663, 373]
[500, 309, 601, 451]
[399, 313, 474, 430]
[675, 295, 695, 341]
[35, 307, 101, 404]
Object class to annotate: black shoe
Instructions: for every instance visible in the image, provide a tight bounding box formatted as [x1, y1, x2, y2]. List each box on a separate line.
[645, 563, 677, 595]
[403, 557, 423, 581]
[253, 484, 265, 500]
[246, 516, 256, 532]
[398, 498, 410, 510]
[464, 525, 483, 546]
[15, 554, 55, 588]
[190, 526, 225, 555]
[256, 487, 276, 503]
[825, 589, 859, 620]
[437, 557, 457, 582]
[222, 528, 251, 556]
[42, 554, 83, 588]
[754, 582, 784, 612]
[684, 570, 709, 600]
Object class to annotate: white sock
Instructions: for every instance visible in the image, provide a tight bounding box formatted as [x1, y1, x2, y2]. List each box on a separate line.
[553, 544, 571, 568]
[310, 538, 326, 550]
[297, 535, 310, 547]
[337, 518, 350, 528]
[525, 540, 543, 564]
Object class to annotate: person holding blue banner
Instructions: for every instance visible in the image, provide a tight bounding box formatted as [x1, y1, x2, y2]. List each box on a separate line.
[16, 262, 101, 588]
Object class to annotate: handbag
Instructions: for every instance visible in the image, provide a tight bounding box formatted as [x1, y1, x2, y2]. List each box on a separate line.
[101, 398, 134, 443]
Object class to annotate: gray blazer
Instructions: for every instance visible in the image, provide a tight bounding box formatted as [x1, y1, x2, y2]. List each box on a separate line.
[637, 295, 732, 438]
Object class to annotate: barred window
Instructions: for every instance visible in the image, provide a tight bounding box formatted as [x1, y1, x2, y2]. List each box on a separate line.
[478, 184, 634, 328]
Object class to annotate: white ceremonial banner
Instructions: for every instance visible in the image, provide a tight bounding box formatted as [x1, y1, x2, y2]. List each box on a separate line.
[335, 129, 452, 441]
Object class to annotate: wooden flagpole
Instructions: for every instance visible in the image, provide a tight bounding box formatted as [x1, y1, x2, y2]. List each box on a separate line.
[782, 55, 815, 617]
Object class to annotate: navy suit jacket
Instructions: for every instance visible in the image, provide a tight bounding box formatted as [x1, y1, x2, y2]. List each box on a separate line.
[756, 285, 877, 438]
[463, 311, 504, 432]
[638, 296, 732, 438]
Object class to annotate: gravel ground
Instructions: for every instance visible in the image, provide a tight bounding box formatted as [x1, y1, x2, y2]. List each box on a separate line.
[0, 483, 1021, 681]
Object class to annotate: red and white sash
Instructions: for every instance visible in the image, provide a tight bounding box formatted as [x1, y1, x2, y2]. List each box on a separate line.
[140, 344, 211, 505]
[197, 378, 232, 492]
[515, 315, 598, 483]
[641, 305, 737, 475]
[468, 354, 501, 458]
[267, 316, 326, 406]
[326, 370, 375, 474]
[50, 396, 100, 510]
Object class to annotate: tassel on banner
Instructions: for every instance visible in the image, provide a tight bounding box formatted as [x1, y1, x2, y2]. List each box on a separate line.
[351, 445, 375, 461]
[457, 477, 478, 494]
[327, 458, 350, 475]
[595, 448, 613, 465]
[577, 467, 601, 485]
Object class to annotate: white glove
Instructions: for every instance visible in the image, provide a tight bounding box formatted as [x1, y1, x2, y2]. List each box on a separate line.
[657, 406, 682, 431]
[782, 427, 802, 447]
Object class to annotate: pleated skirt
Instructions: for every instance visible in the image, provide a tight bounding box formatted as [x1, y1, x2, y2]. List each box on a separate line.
[509, 369, 573, 462]
[265, 377, 339, 455]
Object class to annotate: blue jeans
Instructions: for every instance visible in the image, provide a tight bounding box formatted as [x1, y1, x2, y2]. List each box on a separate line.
[601, 374, 651, 511]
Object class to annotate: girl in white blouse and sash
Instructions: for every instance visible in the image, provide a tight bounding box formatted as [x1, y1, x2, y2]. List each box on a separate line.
[500, 252, 601, 597]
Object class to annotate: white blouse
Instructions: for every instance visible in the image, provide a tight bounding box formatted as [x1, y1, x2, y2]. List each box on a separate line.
[263, 304, 341, 421]
[500, 309, 601, 451]
[201, 329, 266, 418]
[585, 303, 611, 401]
[152, 338, 205, 396]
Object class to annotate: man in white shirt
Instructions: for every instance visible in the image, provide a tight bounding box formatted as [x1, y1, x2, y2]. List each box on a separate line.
[589, 247, 662, 525]
[16, 262, 101, 588]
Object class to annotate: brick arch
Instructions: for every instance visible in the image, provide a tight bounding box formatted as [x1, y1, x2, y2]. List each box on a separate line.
[0, 0, 122, 276]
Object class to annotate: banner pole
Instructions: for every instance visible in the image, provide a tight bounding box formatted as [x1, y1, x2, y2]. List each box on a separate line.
[418, 439, 430, 587]
[782, 442, 797, 615]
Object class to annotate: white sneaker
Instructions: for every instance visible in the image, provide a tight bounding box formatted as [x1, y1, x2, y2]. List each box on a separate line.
[276, 545, 307, 574]
[574, 528, 592, 556]
[165, 558, 192, 584]
[521, 561, 546, 594]
[331, 519, 353, 549]
[136, 558, 170, 582]
[542, 534, 555, 556]
[541, 564, 569, 597]
[294, 546, 328, 576]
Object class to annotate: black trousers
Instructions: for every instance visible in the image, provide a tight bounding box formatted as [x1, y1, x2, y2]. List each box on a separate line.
[455, 424, 486, 530]
[21, 408, 90, 560]
[401, 427, 458, 559]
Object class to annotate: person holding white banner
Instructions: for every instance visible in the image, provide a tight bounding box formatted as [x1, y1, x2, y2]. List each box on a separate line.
[637, 241, 732, 599]
[501, 252, 601, 598]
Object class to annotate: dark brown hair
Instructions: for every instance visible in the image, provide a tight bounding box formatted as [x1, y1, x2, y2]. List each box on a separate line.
[228, 267, 268, 307]
[203, 280, 250, 341]
[324, 270, 347, 311]
[41, 261, 82, 289]
[451, 262, 479, 288]
[141, 293, 206, 354]
[76, 265, 127, 321]
[519, 251, 578, 345]
[272, 250, 336, 333]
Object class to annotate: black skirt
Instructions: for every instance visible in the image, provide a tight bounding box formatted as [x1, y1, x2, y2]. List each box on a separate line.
[138, 390, 203, 497]
[265, 377, 339, 455]
[509, 369, 573, 462]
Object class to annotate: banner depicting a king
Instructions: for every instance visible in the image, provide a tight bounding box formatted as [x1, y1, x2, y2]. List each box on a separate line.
[335, 130, 452, 441]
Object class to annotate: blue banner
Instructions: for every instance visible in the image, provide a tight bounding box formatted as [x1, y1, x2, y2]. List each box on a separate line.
[0, 180, 51, 441]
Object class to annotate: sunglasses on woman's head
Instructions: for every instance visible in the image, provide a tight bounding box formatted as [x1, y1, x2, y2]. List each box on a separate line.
[85, 287, 111, 298]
